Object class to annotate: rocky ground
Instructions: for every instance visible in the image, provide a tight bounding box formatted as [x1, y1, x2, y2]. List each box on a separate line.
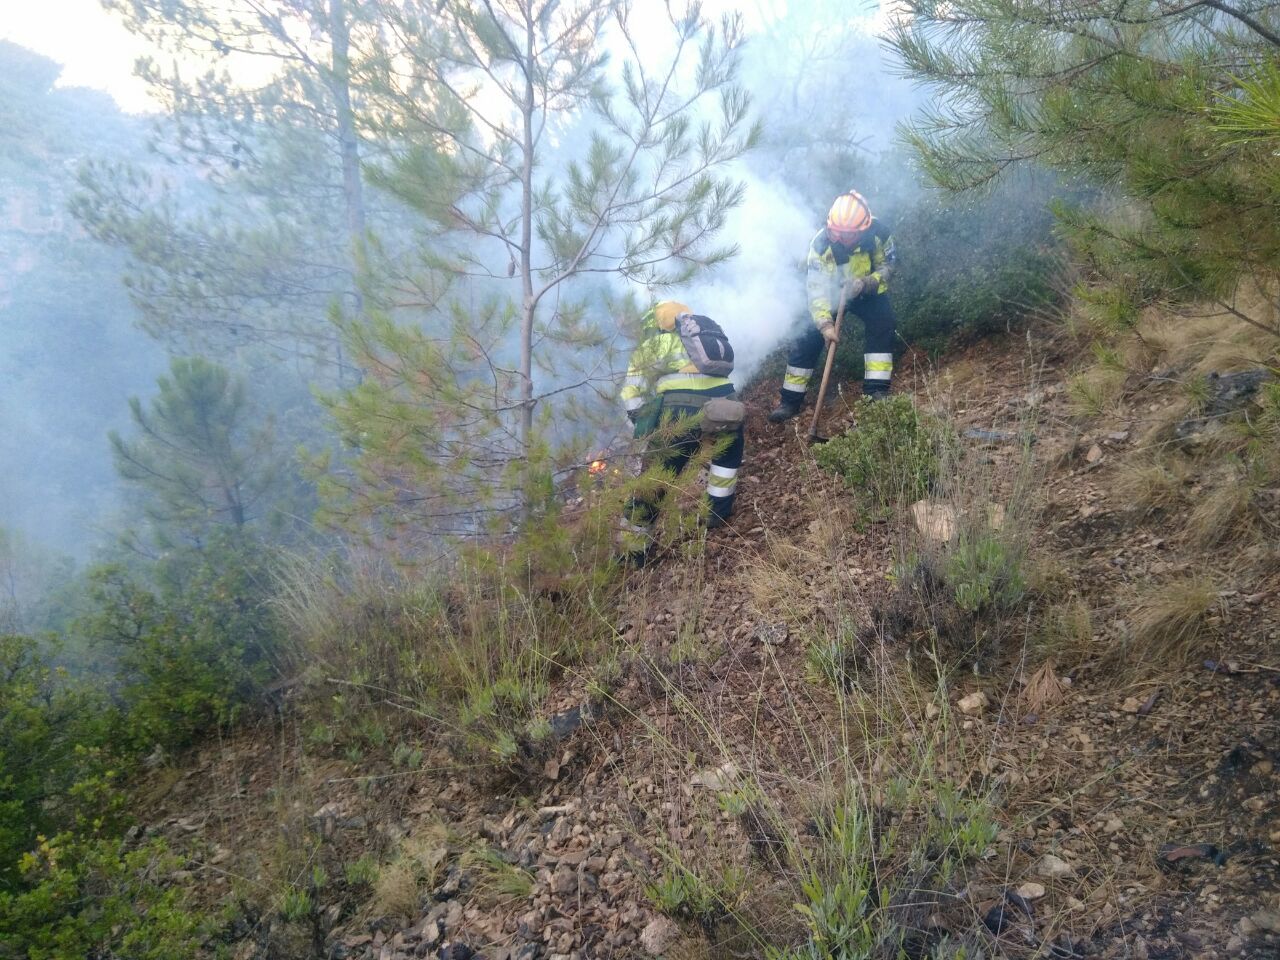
[139, 328, 1279, 960]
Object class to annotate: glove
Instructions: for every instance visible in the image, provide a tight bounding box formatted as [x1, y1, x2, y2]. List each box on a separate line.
[856, 275, 880, 298]
[630, 398, 662, 438]
[819, 321, 839, 345]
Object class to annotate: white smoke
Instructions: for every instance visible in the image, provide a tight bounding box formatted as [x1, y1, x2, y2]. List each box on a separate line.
[684, 170, 820, 389]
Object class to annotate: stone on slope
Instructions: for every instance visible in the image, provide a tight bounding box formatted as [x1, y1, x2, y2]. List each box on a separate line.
[640, 917, 679, 956]
[911, 500, 956, 542]
[1037, 853, 1074, 879]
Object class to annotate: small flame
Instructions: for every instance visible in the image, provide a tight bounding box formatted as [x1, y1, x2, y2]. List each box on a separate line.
[589, 459, 607, 475]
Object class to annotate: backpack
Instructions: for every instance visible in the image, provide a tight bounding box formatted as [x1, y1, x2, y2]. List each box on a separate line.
[675, 313, 734, 377]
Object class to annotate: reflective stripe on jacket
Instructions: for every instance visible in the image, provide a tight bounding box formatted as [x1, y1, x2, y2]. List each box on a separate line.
[620, 331, 733, 412]
[806, 220, 897, 328]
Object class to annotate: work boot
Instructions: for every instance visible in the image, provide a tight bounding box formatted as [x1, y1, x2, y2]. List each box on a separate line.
[615, 546, 651, 570]
[705, 494, 734, 530]
[767, 398, 803, 423]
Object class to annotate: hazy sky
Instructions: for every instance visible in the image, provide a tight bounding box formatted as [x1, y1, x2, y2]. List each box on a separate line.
[1, 0, 154, 112]
[0, 1, 887, 117]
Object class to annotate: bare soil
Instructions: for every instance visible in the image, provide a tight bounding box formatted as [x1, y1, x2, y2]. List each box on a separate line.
[140, 329, 1280, 960]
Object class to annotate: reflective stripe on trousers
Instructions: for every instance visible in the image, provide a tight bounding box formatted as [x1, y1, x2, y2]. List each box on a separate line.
[706, 463, 739, 498]
[782, 365, 812, 394]
[864, 353, 892, 381]
[617, 516, 652, 552]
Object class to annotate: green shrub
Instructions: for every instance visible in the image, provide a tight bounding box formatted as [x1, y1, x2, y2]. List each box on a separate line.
[458, 673, 549, 765]
[926, 784, 999, 879]
[891, 172, 1066, 353]
[768, 804, 889, 960]
[805, 624, 860, 693]
[815, 396, 948, 513]
[392, 741, 424, 770]
[278, 887, 313, 922]
[0, 834, 209, 959]
[645, 861, 746, 928]
[344, 854, 379, 888]
[944, 536, 1027, 614]
[0, 636, 120, 891]
[77, 534, 283, 752]
[281, 552, 612, 773]
[764, 786, 996, 959]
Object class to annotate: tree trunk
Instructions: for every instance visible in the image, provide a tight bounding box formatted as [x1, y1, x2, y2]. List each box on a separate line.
[330, 0, 364, 385]
[518, 5, 536, 505]
[330, 0, 366, 246]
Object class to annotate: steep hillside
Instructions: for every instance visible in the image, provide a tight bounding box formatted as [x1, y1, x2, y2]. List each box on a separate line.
[134, 322, 1279, 960]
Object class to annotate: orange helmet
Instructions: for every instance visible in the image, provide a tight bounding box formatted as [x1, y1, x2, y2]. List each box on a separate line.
[826, 191, 872, 245]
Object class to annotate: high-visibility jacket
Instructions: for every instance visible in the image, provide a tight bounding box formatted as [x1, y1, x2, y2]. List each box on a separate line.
[620, 318, 733, 415]
[806, 220, 897, 328]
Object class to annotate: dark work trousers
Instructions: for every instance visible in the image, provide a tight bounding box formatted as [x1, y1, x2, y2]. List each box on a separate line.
[779, 291, 897, 402]
[621, 390, 745, 551]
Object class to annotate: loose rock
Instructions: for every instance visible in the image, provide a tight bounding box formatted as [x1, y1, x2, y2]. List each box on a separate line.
[911, 500, 957, 542]
[1251, 909, 1280, 933]
[690, 762, 740, 791]
[1037, 854, 1074, 879]
[639, 917, 679, 956]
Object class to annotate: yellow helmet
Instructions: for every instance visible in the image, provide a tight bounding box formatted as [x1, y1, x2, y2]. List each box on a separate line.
[826, 191, 872, 245]
[644, 300, 691, 332]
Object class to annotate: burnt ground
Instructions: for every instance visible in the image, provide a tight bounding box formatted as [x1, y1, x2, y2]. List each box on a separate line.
[140, 330, 1279, 960]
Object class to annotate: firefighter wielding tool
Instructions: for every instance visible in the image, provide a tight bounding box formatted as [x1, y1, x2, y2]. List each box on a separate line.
[807, 281, 853, 443]
[769, 189, 898, 427]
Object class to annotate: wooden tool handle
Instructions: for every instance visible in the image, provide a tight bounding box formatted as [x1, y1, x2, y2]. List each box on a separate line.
[807, 285, 851, 440]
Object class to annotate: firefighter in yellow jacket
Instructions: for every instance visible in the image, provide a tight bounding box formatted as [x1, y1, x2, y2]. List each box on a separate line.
[618, 301, 744, 564]
[769, 190, 899, 422]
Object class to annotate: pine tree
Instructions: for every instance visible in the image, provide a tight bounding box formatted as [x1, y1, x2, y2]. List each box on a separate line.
[888, 0, 1280, 333]
[110, 357, 282, 549]
[73, 0, 389, 370]
[322, 0, 758, 546]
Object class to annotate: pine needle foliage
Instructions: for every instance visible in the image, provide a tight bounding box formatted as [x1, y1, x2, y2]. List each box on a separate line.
[110, 357, 284, 549]
[324, 0, 759, 543]
[889, 0, 1280, 333]
[77, 0, 386, 367]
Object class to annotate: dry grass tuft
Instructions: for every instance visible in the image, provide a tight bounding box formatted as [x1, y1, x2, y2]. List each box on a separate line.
[369, 829, 449, 918]
[460, 843, 534, 907]
[1139, 314, 1230, 370]
[1123, 577, 1220, 667]
[1138, 292, 1276, 376]
[1036, 598, 1093, 657]
[1023, 660, 1068, 714]
[1116, 456, 1189, 513]
[1187, 467, 1261, 547]
[1024, 552, 1077, 601]
[737, 535, 822, 627]
[803, 500, 860, 565]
